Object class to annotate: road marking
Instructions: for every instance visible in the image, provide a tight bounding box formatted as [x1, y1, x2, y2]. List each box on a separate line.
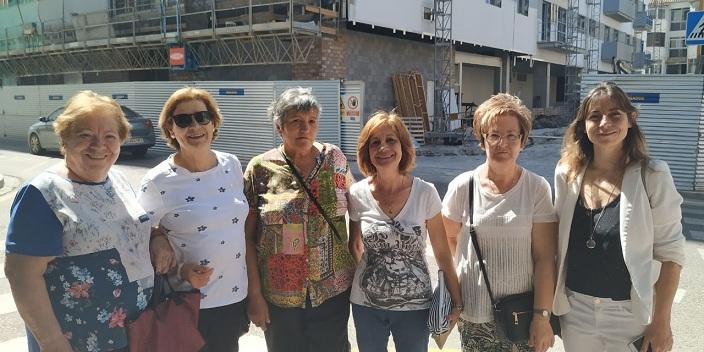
[698, 248, 704, 262]
[0, 292, 18, 315]
[674, 289, 686, 303]
[0, 337, 27, 352]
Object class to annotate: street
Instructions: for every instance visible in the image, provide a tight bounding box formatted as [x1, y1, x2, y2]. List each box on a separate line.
[1, 138, 703, 351]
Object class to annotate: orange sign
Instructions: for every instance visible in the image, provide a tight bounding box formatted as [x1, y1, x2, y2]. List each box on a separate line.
[169, 47, 185, 66]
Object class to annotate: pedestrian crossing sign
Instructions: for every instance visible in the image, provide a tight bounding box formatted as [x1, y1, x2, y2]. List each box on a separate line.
[686, 11, 704, 45]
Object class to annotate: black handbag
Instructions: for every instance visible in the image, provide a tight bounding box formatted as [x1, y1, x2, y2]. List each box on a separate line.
[466, 174, 560, 343]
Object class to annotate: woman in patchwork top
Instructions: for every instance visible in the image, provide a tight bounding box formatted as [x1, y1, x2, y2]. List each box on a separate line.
[347, 111, 462, 352]
[244, 87, 356, 352]
[138, 87, 250, 351]
[5, 91, 155, 352]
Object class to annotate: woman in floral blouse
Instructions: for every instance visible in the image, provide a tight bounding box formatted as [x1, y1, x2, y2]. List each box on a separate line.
[5, 91, 155, 352]
[244, 87, 356, 352]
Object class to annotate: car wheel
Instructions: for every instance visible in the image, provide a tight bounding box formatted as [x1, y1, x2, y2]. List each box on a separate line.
[29, 133, 44, 155]
[131, 147, 148, 158]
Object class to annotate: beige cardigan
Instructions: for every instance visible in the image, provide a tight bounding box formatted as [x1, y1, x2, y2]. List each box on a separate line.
[552, 160, 686, 324]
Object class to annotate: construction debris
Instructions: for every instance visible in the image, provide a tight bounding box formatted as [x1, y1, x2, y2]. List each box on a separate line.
[392, 71, 430, 137]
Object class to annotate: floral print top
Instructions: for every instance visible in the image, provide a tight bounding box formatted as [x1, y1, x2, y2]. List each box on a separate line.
[243, 143, 356, 308]
[6, 169, 154, 352]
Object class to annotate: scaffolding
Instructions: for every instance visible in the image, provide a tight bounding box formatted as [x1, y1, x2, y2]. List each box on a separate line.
[0, 0, 338, 77]
[433, 0, 452, 133]
[564, 0, 600, 111]
[647, 0, 666, 73]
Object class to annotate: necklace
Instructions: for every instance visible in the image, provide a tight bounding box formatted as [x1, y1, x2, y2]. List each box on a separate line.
[585, 182, 617, 249]
[376, 175, 407, 217]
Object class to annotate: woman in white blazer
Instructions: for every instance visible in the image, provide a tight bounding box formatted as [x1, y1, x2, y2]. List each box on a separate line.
[552, 82, 685, 352]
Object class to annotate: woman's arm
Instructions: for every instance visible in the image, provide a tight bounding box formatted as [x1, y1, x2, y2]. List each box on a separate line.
[529, 221, 558, 352]
[427, 213, 463, 322]
[348, 220, 364, 264]
[442, 216, 462, 258]
[244, 209, 270, 331]
[5, 254, 72, 352]
[641, 261, 681, 352]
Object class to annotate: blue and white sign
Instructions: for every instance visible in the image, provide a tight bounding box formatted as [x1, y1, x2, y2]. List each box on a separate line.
[686, 11, 704, 45]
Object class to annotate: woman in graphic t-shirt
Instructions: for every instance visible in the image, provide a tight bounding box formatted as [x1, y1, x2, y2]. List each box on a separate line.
[348, 111, 462, 352]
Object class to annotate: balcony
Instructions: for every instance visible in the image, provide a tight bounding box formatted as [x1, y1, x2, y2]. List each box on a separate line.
[603, 0, 636, 22]
[602, 40, 634, 62]
[537, 20, 586, 53]
[633, 11, 652, 31]
[632, 52, 651, 68]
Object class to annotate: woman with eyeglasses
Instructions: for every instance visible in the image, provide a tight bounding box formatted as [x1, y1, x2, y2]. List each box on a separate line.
[137, 87, 250, 351]
[442, 94, 558, 352]
[553, 82, 685, 352]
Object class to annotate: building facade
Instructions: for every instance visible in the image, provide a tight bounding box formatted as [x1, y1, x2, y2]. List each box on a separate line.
[644, 0, 699, 74]
[0, 0, 640, 118]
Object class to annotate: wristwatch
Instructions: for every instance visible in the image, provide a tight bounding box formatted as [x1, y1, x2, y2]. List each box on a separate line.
[533, 308, 550, 317]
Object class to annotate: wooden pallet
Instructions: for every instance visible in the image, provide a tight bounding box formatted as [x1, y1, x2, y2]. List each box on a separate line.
[392, 71, 430, 132]
[400, 116, 425, 145]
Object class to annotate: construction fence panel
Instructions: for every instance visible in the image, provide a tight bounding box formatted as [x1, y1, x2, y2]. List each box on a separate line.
[0, 85, 41, 141]
[340, 81, 364, 160]
[581, 74, 704, 191]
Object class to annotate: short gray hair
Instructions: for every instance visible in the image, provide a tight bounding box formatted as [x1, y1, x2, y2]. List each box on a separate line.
[268, 87, 322, 128]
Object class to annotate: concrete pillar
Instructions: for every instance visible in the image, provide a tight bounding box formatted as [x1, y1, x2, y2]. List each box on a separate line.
[546, 63, 551, 109]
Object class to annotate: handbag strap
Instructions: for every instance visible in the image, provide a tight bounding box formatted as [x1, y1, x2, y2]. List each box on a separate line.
[281, 149, 342, 242]
[466, 174, 498, 307]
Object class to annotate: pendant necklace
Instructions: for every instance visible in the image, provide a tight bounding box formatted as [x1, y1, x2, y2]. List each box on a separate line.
[585, 182, 617, 249]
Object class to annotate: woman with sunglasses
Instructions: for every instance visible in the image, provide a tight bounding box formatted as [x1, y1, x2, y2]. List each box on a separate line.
[138, 87, 250, 351]
[442, 94, 558, 352]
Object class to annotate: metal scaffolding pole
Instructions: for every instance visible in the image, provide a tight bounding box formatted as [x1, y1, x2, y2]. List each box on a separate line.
[433, 0, 452, 133]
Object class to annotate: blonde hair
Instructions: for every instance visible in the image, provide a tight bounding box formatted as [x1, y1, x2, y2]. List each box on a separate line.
[53, 90, 130, 154]
[472, 93, 532, 148]
[357, 110, 416, 176]
[559, 81, 649, 182]
[159, 87, 223, 149]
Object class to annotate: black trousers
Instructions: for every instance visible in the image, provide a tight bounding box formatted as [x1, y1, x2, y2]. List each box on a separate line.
[198, 299, 249, 352]
[264, 290, 351, 352]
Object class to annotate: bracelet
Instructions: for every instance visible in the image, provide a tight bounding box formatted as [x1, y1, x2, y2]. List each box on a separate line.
[452, 304, 464, 311]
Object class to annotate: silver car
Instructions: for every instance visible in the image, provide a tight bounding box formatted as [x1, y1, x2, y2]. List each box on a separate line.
[28, 105, 156, 158]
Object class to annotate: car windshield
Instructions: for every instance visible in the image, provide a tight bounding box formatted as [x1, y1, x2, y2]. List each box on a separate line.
[120, 106, 141, 120]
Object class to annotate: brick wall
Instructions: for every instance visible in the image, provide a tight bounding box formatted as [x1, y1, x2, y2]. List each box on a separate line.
[344, 30, 434, 119]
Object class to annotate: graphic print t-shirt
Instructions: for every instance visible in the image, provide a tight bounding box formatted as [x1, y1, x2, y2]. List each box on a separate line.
[348, 177, 442, 311]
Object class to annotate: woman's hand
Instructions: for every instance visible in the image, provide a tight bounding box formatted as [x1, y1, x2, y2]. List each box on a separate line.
[246, 292, 270, 331]
[180, 263, 213, 289]
[641, 318, 673, 352]
[39, 334, 73, 352]
[149, 230, 175, 274]
[447, 306, 462, 326]
[528, 317, 555, 352]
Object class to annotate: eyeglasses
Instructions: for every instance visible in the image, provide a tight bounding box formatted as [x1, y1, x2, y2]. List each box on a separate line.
[172, 111, 212, 128]
[484, 133, 522, 145]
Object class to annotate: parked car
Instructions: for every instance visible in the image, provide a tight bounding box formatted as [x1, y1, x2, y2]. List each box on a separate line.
[28, 105, 156, 158]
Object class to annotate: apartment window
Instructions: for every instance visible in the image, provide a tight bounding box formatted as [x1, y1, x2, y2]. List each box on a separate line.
[625, 34, 631, 45]
[666, 64, 687, 74]
[670, 8, 689, 31]
[558, 7, 567, 42]
[518, 0, 529, 16]
[487, 0, 502, 8]
[688, 58, 698, 73]
[541, 2, 551, 41]
[669, 36, 687, 58]
[578, 15, 586, 33]
[589, 19, 598, 37]
[604, 26, 611, 42]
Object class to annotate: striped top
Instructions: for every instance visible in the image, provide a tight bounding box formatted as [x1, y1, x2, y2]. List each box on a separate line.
[442, 166, 557, 323]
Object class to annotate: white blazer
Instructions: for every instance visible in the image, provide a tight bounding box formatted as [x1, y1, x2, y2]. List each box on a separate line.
[552, 159, 686, 324]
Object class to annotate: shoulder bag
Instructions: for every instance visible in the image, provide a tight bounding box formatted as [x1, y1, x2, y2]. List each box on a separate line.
[466, 174, 560, 343]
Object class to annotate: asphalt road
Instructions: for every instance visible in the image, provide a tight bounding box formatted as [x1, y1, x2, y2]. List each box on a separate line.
[1, 138, 703, 351]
